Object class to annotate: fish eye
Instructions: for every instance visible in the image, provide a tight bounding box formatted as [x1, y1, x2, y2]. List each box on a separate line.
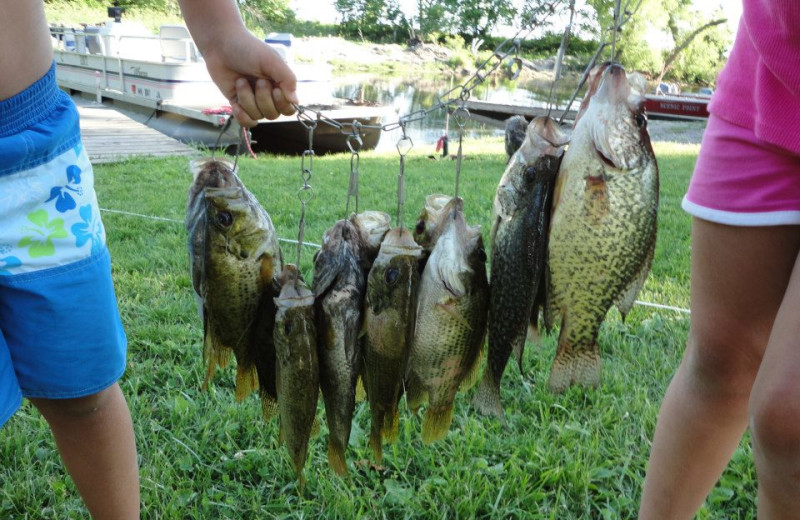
[635, 113, 647, 129]
[216, 211, 233, 227]
[385, 268, 400, 285]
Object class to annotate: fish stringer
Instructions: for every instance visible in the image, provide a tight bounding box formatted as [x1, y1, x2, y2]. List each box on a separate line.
[345, 121, 363, 216]
[395, 120, 413, 230]
[295, 106, 318, 267]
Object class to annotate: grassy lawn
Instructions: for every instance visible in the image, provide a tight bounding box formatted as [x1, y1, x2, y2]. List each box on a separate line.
[0, 139, 757, 519]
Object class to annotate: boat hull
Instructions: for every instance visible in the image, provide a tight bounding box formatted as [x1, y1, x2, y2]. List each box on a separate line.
[53, 48, 387, 154]
[644, 94, 709, 121]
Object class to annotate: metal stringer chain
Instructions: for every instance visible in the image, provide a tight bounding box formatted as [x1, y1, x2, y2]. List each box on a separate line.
[395, 121, 413, 230]
[296, 107, 317, 267]
[452, 99, 469, 199]
[345, 121, 362, 216]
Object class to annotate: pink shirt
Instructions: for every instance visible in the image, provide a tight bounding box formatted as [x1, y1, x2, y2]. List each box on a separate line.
[709, 0, 800, 154]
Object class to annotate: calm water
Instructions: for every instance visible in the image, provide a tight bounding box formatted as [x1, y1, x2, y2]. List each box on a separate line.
[330, 73, 577, 154]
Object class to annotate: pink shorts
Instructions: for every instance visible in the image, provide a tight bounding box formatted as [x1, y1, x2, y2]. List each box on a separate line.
[683, 115, 800, 226]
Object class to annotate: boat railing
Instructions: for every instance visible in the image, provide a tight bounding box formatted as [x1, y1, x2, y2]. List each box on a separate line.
[50, 25, 201, 63]
[51, 25, 207, 104]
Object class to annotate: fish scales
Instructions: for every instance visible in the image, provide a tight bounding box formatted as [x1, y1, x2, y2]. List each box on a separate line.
[363, 227, 422, 462]
[472, 117, 567, 421]
[185, 158, 282, 407]
[274, 264, 319, 491]
[406, 197, 488, 443]
[545, 62, 659, 393]
[313, 216, 371, 475]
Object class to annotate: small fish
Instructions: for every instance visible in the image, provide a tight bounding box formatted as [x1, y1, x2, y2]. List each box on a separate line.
[353, 210, 391, 269]
[363, 227, 422, 461]
[504, 115, 528, 161]
[185, 158, 282, 406]
[545, 62, 659, 393]
[274, 264, 319, 490]
[406, 197, 489, 443]
[412, 193, 454, 254]
[313, 215, 370, 475]
[472, 117, 567, 422]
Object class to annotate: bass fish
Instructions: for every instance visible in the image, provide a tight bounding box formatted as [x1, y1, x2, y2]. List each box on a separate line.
[186, 158, 282, 406]
[472, 117, 567, 421]
[406, 197, 488, 442]
[274, 264, 319, 490]
[363, 227, 422, 461]
[545, 62, 658, 393]
[313, 215, 371, 475]
[504, 115, 528, 162]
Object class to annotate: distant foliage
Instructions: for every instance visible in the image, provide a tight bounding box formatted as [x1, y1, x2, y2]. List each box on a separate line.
[583, 0, 731, 85]
[335, 0, 410, 42]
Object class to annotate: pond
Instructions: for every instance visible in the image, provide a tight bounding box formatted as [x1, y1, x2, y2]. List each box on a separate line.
[330, 72, 580, 154]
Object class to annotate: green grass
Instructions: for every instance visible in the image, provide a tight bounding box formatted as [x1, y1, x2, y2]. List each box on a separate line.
[0, 140, 757, 518]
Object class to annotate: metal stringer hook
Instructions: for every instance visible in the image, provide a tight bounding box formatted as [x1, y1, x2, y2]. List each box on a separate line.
[453, 101, 469, 199]
[395, 121, 413, 230]
[345, 121, 362, 216]
[296, 107, 318, 267]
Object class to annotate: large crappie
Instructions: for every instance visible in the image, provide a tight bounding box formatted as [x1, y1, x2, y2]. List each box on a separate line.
[472, 117, 567, 421]
[363, 227, 422, 462]
[313, 215, 371, 475]
[406, 197, 488, 443]
[274, 264, 319, 490]
[545, 62, 658, 393]
[185, 158, 282, 405]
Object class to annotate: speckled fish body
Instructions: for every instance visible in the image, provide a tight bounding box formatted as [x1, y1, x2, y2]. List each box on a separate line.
[313, 215, 370, 475]
[472, 117, 567, 421]
[406, 197, 488, 443]
[274, 264, 318, 490]
[545, 62, 659, 393]
[185, 158, 282, 405]
[363, 227, 422, 461]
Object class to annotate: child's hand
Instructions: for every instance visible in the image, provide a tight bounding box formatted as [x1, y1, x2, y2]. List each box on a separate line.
[202, 31, 298, 127]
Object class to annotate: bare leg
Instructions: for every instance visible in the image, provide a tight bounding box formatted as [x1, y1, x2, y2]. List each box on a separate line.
[749, 252, 800, 519]
[30, 383, 140, 520]
[639, 220, 800, 519]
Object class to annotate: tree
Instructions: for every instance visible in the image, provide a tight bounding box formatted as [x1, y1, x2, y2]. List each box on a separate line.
[453, 0, 516, 39]
[335, 0, 407, 41]
[656, 17, 727, 84]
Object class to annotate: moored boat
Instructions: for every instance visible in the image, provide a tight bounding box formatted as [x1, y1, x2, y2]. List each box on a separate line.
[50, 17, 389, 154]
[643, 92, 710, 121]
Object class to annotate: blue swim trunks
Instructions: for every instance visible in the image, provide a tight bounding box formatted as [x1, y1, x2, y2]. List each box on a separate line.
[0, 63, 127, 427]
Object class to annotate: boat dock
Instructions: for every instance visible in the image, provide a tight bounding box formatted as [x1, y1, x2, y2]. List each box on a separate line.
[457, 99, 579, 127]
[73, 96, 198, 163]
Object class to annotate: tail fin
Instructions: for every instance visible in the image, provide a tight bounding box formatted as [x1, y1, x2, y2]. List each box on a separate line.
[383, 408, 400, 444]
[421, 405, 454, 444]
[471, 373, 506, 424]
[327, 440, 349, 476]
[512, 340, 525, 374]
[547, 341, 602, 393]
[260, 394, 278, 422]
[369, 422, 383, 463]
[235, 364, 259, 401]
[355, 376, 367, 402]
